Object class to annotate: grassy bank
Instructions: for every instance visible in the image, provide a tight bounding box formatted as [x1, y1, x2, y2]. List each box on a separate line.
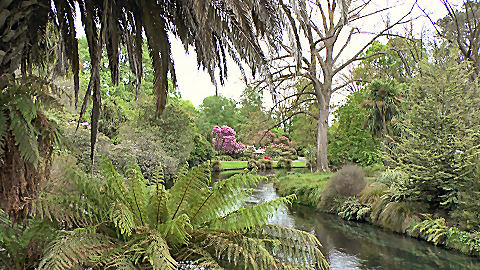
[274, 168, 480, 257]
[219, 160, 307, 170]
[274, 172, 332, 207]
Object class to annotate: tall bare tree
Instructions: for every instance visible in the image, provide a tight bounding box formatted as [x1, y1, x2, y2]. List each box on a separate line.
[267, 0, 415, 171]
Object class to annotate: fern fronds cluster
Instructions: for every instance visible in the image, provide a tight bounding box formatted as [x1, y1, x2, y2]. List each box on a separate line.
[32, 158, 328, 269]
[0, 76, 62, 220]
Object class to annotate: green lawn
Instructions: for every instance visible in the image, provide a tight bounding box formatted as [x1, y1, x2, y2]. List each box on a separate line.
[219, 160, 307, 170]
[219, 161, 248, 169]
[274, 172, 333, 207]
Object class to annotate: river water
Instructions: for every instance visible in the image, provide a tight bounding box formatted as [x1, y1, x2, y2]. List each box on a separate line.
[245, 179, 480, 270]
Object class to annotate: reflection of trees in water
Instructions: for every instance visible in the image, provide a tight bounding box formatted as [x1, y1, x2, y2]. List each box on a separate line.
[290, 205, 480, 270]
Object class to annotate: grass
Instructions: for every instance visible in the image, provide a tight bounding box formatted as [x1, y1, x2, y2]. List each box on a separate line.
[219, 160, 307, 170]
[274, 172, 333, 207]
[219, 161, 248, 169]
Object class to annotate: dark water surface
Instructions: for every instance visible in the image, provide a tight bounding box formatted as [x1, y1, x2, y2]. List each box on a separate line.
[240, 172, 480, 270]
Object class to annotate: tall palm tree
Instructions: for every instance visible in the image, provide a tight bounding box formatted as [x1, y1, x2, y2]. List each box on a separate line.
[0, 0, 282, 217]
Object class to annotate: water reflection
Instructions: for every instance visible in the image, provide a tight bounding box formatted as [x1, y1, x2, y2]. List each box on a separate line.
[249, 181, 480, 270]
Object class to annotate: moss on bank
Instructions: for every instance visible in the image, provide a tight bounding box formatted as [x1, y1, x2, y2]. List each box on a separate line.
[274, 172, 332, 207]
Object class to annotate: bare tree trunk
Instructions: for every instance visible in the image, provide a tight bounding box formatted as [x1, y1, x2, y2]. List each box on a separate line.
[316, 106, 329, 172]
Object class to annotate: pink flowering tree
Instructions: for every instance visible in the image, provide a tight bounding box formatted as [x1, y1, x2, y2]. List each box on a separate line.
[212, 125, 244, 155]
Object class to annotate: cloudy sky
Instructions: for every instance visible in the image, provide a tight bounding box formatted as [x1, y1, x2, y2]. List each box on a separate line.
[74, 0, 460, 107]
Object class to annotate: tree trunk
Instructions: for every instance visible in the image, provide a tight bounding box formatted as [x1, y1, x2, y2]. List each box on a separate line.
[316, 107, 329, 172]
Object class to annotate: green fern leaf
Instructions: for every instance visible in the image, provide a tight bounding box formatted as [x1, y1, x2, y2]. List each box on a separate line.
[208, 195, 296, 232]
[9, 110, 40, 165]
[38, 229, 114, 270]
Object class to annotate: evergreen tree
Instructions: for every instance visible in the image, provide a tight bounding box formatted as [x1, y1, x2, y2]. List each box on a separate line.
[388, 50, 480, 211]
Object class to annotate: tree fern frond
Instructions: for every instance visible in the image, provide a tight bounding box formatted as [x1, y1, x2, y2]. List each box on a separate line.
[176, 244, 222, 269]
[158, 214, 192, 250]
[147, 165, 169, 228]
[194, 230, 278, 270]
[109, 202, 136, 237]
[191, 172, 262, 226]
[209, 195, 296, 232]
[250, 224, 329, 270]
[168, 164, 211, 220]
[133, 228, 177, 270]
[31, 167, 104, 227]
[124, 162, 149, 226]
[38, 229, 114, 270]
[9, 109, 40, 165]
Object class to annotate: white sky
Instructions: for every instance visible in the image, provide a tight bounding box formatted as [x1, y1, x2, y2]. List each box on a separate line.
[74, 0, 460, 108]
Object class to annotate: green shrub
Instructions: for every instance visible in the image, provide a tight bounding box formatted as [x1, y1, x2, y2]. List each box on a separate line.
[277, 158, 292, 169]
[211, 160, 222, 172]
[217, 155, 234, 161]
[337, 197, 371, 221]
[247, 159, 258, 170]
[376, 169, 407, 187]
[408, 216, 448, 246]
[445, 227, 480, 255]
[188, 133, 215, 167]
[257, 159, 273, 170]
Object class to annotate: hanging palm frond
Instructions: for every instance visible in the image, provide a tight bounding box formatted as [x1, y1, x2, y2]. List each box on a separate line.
[1, 0, 284, 166]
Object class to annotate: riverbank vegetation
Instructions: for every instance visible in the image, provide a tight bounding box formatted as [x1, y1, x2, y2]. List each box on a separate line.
[2, 0, 480, 268]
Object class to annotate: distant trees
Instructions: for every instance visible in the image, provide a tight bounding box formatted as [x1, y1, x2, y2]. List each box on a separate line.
[266, 0, 414, 171]
[195, 95, 241, 136]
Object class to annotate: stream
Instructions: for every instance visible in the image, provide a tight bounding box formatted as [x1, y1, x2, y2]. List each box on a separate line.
[217, 170, 480, 270]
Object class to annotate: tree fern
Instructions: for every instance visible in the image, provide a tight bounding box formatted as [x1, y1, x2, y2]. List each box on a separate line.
[32, 159, 328, 269]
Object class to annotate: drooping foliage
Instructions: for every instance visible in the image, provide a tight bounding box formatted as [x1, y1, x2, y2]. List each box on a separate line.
[30, 158, 328, 269]
[0, 77, 61, 220]
[1, 0, 282, 167]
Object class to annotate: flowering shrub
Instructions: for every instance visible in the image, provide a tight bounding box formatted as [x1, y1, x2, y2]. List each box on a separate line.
[264, 156, 272, 161]
[212, 125, 244, 155]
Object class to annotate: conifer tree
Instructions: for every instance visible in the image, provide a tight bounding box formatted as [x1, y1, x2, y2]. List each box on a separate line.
[388, 48, 480, 210]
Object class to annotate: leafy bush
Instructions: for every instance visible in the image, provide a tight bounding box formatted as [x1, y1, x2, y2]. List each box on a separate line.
[446, 227, 480, 256]
[277, 158, 292, 169]
[98, 96, 130, 141]
[376, 169, 407, 187]
[257, 159, 273, 170]
[387, 57, 480, 209]
[247, 159, 258, 170]
[188, 133, 215, 167]
[211, 160, 222, 172]
[328, 89, 382, 167]
[338, 197, 371, 221]
[217, 155, 234, 161]
[408, 216, 449, 246]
